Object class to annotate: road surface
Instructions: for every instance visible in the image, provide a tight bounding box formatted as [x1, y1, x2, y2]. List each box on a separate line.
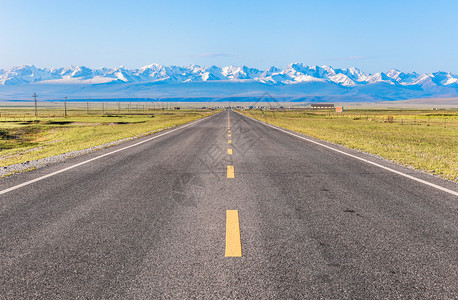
[1, 110, 457, 299]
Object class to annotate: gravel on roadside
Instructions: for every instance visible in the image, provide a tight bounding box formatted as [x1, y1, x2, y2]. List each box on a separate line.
[0, 127, 171, 177]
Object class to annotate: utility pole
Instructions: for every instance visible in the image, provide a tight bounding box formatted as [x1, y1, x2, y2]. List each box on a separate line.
[33, 93, 38, 117]
[64, 96, 67, 117]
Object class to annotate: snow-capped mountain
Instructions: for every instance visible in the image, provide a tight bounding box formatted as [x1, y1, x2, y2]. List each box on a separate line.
[2, 63, 457, 87]
[0, 63, 457, 101]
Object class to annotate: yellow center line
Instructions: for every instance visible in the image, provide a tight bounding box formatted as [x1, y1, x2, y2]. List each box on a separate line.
[228, 140, 232, 144]
[228, 134, 231, 137]
[225, 210, 242, 257]
[227, 111, 230, 128]
[227, 165, 235, 178]
[228, 149, 233, 155]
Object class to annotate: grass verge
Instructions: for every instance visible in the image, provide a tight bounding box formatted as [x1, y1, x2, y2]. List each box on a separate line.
[0, 110, 216, 167]
[239, 109, 458, 182]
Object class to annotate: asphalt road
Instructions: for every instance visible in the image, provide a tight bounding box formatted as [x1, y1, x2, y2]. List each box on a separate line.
[1, 110, 457, 299]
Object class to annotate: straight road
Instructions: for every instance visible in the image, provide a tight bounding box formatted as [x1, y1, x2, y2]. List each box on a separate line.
[1, 110, 457, 299]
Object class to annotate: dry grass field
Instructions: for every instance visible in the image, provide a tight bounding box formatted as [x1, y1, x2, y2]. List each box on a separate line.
[0, 102, 216, 168]
[240, 109, 458, 181]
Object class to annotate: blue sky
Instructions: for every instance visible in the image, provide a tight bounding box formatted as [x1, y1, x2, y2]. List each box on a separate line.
[0, 0, 457, 73]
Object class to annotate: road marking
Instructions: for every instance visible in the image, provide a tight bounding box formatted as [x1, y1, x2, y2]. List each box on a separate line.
[240, 112, 458, 197]
[228, 149, 233, 155]
[227, 165, 235, 178]
[228, 130, 231, 133]
[228, 110, 230, 128]
[228, 140, 232, 144]
[228, 134, 231, 137]
[225, 210, 242, 257]
[0, 115, 213, 196]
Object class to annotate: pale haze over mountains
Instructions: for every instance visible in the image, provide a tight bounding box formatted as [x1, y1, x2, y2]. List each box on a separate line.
[1, 64, 457, 102]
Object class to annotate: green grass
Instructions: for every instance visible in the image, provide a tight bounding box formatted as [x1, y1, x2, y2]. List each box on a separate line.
[240, 109, 458, 182]
[0, 109, 216, 167]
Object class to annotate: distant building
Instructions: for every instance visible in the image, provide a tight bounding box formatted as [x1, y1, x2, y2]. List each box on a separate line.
[311, 104, 334, 109]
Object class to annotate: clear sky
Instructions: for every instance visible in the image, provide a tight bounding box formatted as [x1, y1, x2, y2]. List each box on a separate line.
[1, 0, 457, 73]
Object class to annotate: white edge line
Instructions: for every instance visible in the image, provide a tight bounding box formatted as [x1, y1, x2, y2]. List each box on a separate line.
[0, 114, 214, 196]
[235, 111, 458, 197]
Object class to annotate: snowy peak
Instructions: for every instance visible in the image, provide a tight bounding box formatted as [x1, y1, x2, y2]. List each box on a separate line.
[221, 65, 261, 80]
[386, 68, 420, 84]
[431, 71, 458, 86]
[0, 65, 55, 85]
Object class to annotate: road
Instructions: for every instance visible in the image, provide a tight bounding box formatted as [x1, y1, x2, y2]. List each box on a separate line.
[1, 110, 457, 299]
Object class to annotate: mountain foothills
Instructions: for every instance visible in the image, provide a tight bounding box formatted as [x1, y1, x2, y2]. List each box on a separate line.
[0, 64, 457, 101]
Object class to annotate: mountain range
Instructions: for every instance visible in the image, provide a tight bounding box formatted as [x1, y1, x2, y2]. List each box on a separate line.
[1, 63, 458, 102]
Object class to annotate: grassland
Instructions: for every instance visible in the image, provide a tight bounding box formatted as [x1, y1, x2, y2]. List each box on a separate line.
[240, 109, 458, 182]
[0, 105, 216, 167]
